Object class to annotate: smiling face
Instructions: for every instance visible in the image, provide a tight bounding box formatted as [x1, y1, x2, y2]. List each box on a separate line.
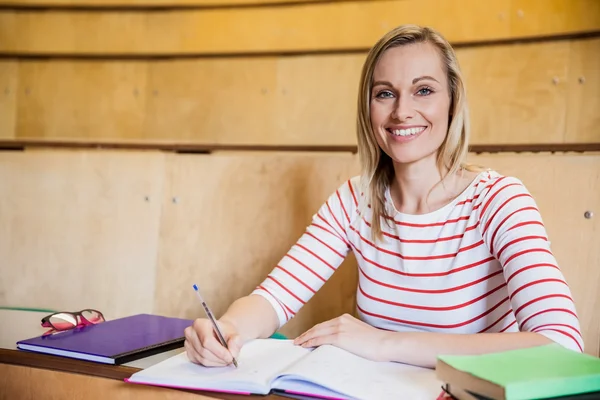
[369, 42, 451, 166]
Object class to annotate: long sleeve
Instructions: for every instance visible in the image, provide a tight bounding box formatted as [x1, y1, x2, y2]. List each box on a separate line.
[477, 176, 584, 352]
[251, 179, 358, 327]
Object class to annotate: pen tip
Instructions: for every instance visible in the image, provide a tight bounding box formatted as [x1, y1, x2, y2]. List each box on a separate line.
[192, 284, 198, 291]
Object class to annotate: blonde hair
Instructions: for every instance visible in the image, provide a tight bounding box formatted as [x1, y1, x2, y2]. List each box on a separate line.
[357, 24, 472, 242]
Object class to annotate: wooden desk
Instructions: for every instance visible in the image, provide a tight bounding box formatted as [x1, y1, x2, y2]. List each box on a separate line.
[0, 310, 287, 400]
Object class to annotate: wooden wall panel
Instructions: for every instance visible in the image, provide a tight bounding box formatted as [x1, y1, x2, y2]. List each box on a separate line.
[144, 55, 360, 145]
[0, 151, 165, 318]
[0, 12, 16, 54]
[0, 11, 148, 55]
[152, 152, 360, 338]
[16, 61, 148, 140]
[511, 0, 600, 37]
[461, 40, 570, 144]
[4, 38, 598, 145]
[0, 0, 330, 6]
[0, 61, 17, 139]
[144, 54, 365, 145]
[4, 0, 599, 55]
[272, 54, 364, 146]
[144, 58, 277, 143]
[566, 38, 600, 143]
[467, 153, 600, 356]
[144, 0, 508, 54]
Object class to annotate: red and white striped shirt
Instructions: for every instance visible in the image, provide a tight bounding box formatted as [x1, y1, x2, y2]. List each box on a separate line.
[252, 171, 584, 353]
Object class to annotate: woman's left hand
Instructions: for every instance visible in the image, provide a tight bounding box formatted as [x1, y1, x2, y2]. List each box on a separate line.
[293, 313, 391, 362]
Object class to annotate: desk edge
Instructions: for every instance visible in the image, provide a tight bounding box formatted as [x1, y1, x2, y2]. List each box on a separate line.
[0, 348, 140, 380]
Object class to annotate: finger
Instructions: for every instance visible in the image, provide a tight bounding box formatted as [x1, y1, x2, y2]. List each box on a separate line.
[184, 340, 201, 364]
[294, 320, 336, 344]
[186, 325, 227, 364]
[295, 325, 339, 346]
[191, 320, 233, 363]
[204, 330, 235, 364]
[227, 334, 243, 359]
[301, 333, 341, 349]
[184, 327, 204, 362]
[295, 314, 362, 344]
[185, 337, 229, 367]
[198, 346, 231, 367]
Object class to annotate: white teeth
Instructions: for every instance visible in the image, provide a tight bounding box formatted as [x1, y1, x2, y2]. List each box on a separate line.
[391, 127, 426, 136]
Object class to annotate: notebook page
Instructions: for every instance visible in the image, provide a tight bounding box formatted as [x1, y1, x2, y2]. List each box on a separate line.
[128, 339, 311, 395]
[273, 345, 442, 400]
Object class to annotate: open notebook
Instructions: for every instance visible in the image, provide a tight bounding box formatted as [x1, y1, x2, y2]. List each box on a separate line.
[126, 339, 441, 399]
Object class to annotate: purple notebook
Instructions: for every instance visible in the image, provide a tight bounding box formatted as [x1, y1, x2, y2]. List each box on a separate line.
[16, 314, 193, 365]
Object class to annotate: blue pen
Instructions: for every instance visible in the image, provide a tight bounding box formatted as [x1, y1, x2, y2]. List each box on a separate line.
[192, 284, 239, 368]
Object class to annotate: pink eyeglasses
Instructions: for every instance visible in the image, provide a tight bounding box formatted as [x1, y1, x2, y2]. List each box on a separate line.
[41, 309, 105, 336]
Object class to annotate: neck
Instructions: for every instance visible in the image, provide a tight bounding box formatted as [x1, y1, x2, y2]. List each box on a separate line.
[390, 153, 455, 215]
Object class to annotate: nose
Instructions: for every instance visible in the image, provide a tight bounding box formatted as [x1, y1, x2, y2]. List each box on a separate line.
[391, 94, 414, 121]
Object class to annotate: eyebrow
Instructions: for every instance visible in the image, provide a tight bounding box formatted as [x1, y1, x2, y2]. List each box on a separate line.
[413, 75, 439, 84]
[372, 80, 393, 88]
[372, 76, 440, 88]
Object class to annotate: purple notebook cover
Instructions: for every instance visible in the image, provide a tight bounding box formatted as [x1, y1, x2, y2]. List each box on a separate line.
[17, 314, 193, 361]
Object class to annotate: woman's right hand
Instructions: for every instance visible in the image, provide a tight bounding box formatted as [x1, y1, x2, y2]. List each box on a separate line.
[184, 318, 243, 367]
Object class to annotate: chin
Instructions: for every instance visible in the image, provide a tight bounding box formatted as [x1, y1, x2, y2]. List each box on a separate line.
[388, 153, 426, 165]
[383, 146, 439, 166]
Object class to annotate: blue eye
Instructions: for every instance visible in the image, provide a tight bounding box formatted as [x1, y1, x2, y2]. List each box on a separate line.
[375, 90, 394, 99]
[417, 87, 433, 96]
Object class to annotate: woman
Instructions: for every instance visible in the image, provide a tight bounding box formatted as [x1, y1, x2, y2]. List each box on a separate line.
[184, 24, 583, 369]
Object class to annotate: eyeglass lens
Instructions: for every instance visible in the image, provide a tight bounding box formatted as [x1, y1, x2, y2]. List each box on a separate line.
[49, 310, 104, 330]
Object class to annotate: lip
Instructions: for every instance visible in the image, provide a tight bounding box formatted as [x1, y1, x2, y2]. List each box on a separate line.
[385, 126, 428, 143]
[386, 125, 427, 130]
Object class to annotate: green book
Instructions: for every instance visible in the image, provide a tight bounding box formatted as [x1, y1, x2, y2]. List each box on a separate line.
[435, 344, 600, 400]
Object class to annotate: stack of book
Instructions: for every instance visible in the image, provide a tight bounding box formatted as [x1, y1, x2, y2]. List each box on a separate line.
[435, 343, 600, 400]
